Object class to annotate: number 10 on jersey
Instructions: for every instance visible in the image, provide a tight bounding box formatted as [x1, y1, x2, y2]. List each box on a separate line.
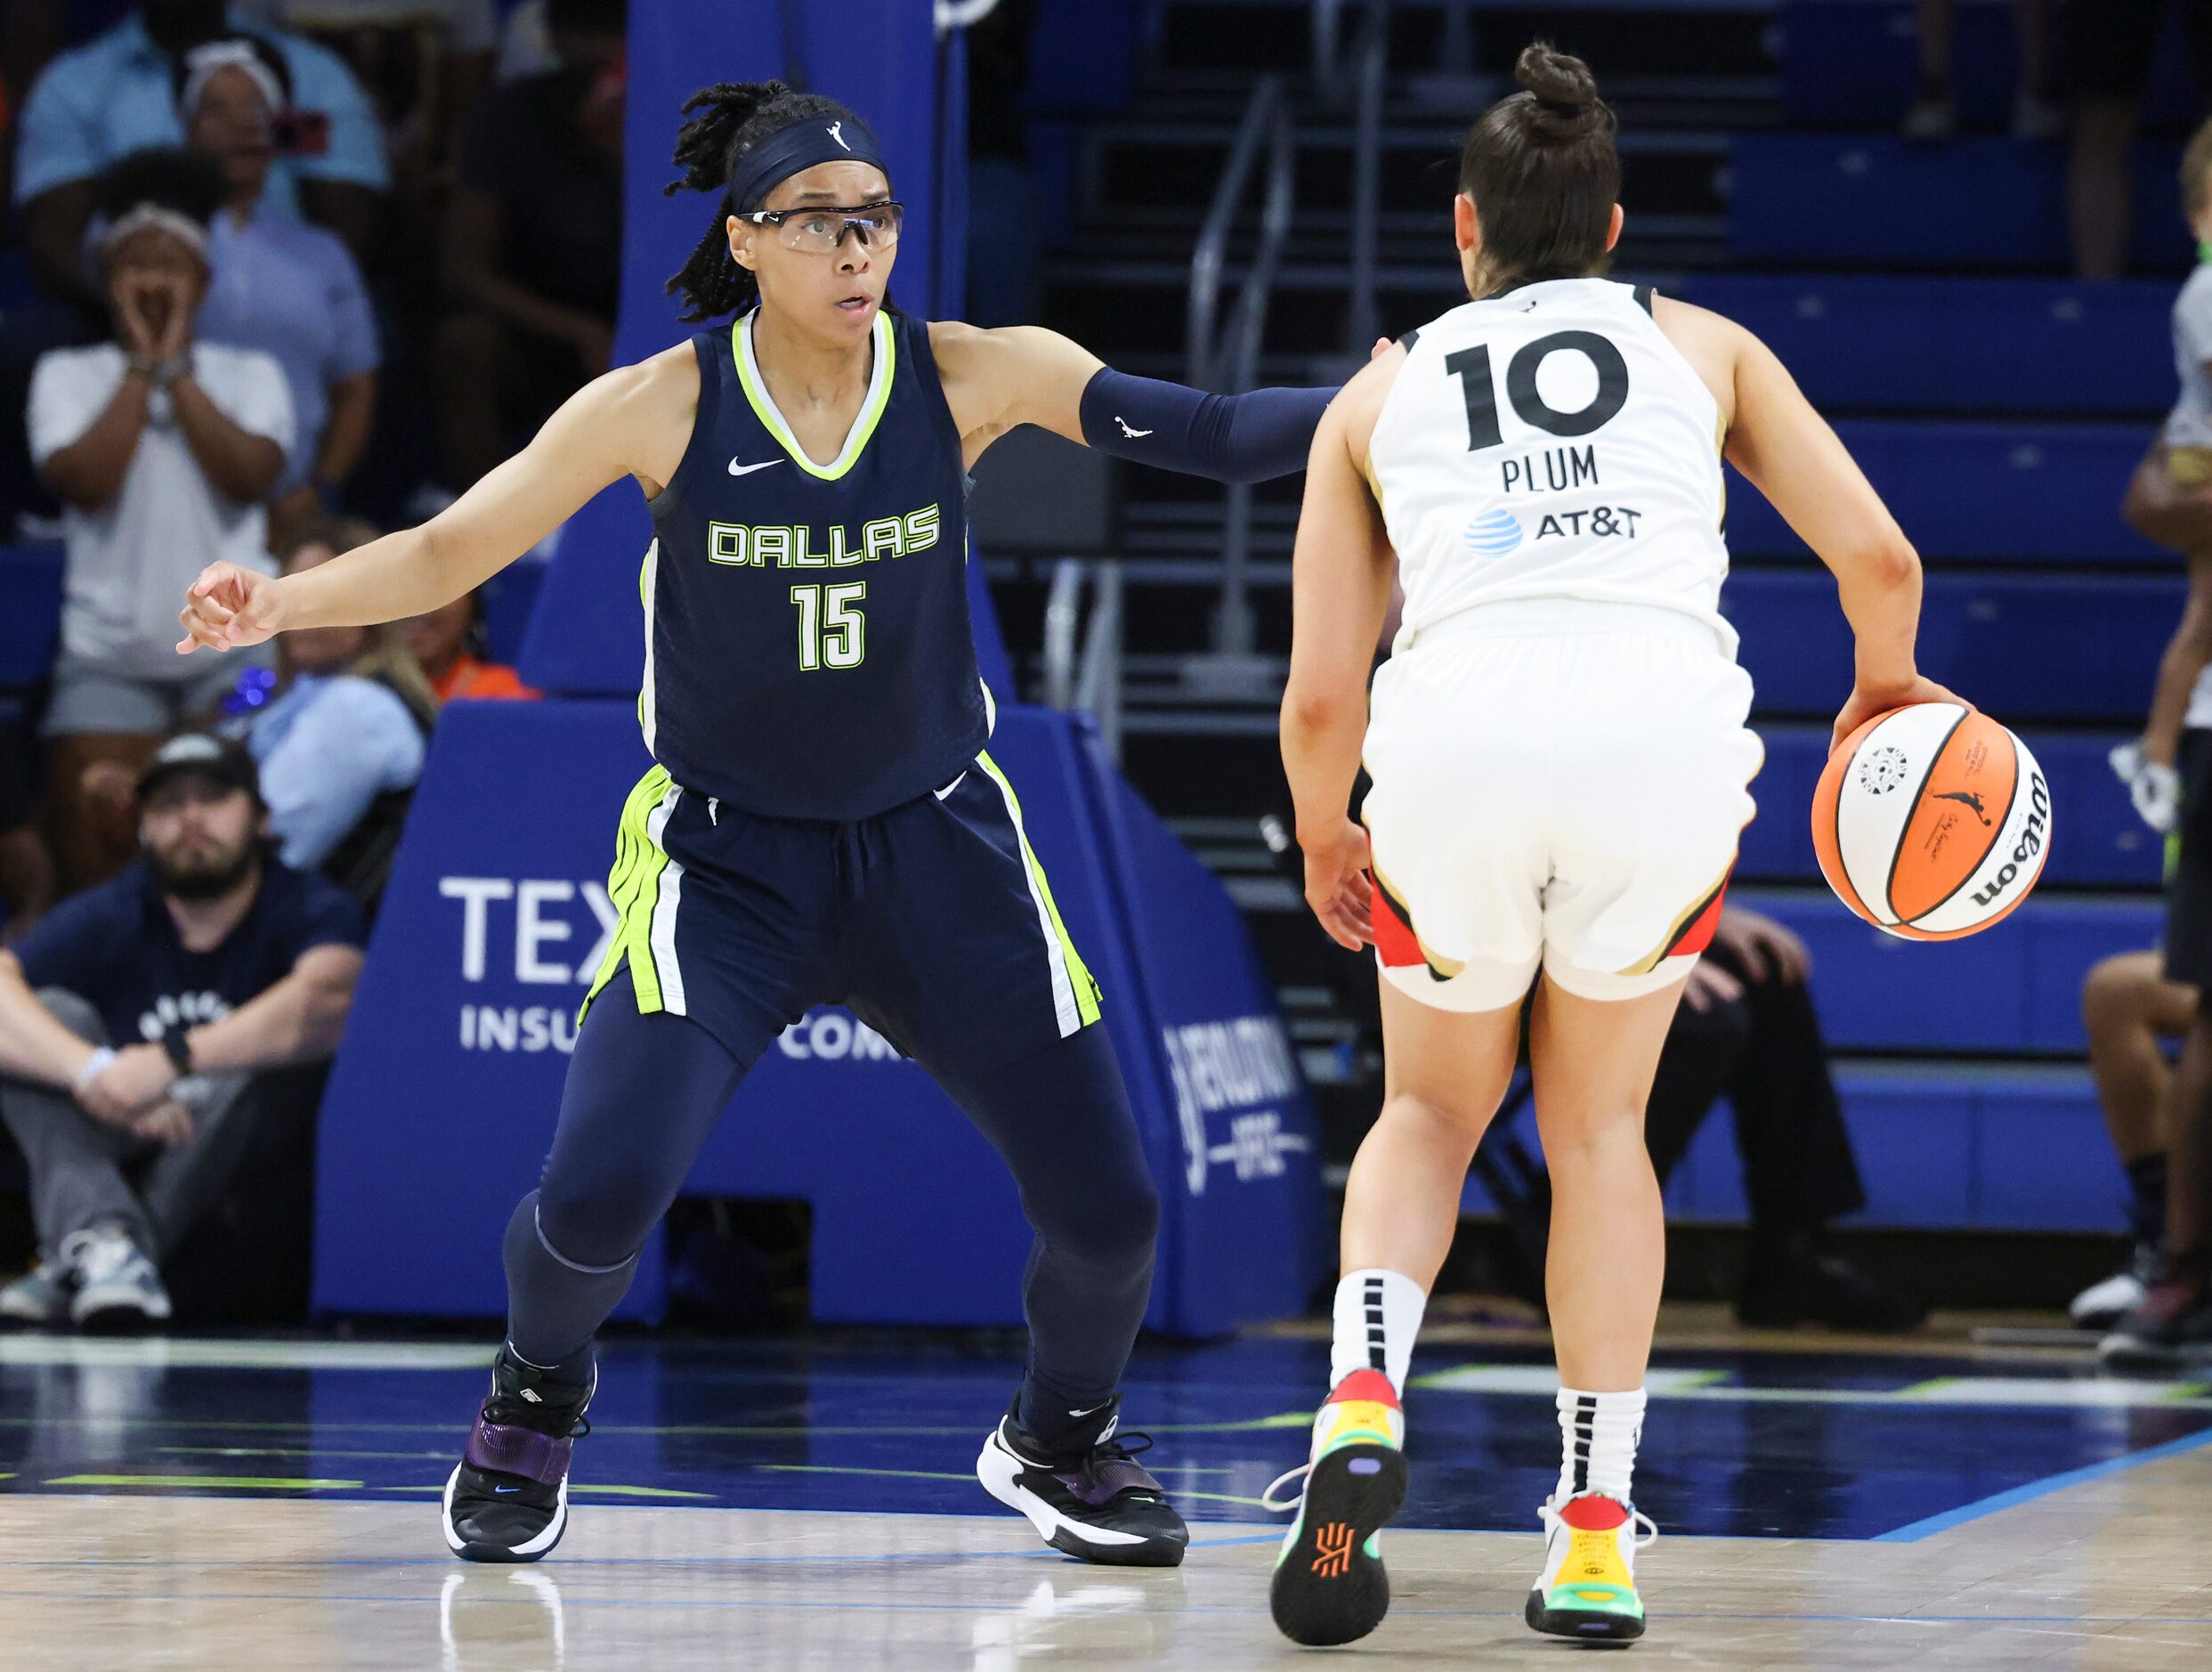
[790, 582, 867, 671]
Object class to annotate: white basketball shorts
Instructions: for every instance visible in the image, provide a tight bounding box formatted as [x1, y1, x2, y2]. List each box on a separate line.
[1361, 601, 1763, 1012]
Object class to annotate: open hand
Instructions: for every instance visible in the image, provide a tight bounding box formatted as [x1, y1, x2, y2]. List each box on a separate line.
[1301, 816, 1374, 950]
[178, 561, 286, 654]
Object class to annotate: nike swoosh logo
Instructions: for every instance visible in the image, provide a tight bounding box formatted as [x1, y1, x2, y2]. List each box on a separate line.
[729, 458, 784, 476]
[1068, 1403, 1108, 1419]
[493, 1485, 520, 1494]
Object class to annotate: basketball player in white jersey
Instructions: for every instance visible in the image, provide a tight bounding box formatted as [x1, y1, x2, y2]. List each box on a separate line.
[1262, 43, 1962, 1648]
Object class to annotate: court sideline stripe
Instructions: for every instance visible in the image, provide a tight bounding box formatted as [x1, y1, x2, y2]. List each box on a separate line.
[1871, 1424, 2212, 1543]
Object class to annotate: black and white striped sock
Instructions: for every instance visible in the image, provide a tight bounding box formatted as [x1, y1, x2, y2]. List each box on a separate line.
[1329, 1268, 1427, 1396]
[1554, 1385, 1646, 1506]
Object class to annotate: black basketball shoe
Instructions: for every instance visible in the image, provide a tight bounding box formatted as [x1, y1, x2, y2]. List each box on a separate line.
[441, 1345, 595, 1563]
[975, 1393, 1188, 1567]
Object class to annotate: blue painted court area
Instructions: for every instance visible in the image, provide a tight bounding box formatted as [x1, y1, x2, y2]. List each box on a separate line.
[0, 1333, 2203, 1544]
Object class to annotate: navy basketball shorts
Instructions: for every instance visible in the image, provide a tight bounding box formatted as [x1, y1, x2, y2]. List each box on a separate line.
[579, 750, 1106, 1071]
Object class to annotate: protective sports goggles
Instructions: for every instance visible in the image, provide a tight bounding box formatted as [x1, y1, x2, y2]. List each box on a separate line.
[740, 201, 904, 254]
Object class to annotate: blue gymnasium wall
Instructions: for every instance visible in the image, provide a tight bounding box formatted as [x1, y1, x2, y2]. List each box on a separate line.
[311, 0, 1322, 1331]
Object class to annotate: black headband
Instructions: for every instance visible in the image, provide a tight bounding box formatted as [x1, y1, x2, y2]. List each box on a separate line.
[725, 111, 889, 214]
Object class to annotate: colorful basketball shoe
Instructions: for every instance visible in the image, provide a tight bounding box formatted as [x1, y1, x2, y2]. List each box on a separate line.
[1265, 1368, 1408, 1646]
[976, 1394, 1189, 1567]
[441, 1346, 595, 1563]
[1526, 1491, 1657, 1642]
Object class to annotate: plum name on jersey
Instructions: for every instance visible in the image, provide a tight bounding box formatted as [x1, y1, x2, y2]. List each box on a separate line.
[1499, 443, 1598, 495]
[705, 505, 942, 570]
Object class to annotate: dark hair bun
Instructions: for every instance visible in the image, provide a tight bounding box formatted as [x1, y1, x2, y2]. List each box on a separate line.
[1514, 41, 1607, 136]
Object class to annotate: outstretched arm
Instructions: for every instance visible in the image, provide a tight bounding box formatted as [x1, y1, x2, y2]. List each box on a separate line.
[178, 346, 696, 653]
[930, 320, 1338, 484]
[1281, 355, 1400, 950]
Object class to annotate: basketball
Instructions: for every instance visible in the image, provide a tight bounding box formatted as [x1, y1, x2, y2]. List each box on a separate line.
[1812, 703, 2050, 940]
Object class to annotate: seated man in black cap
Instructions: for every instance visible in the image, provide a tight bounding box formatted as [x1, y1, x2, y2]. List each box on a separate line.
[0, 733, 364, 1328]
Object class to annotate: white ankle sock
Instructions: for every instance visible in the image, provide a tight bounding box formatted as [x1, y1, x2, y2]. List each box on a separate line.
[1329, 1268, 1427, 1396]
[1555, 1386, 1646, 1506]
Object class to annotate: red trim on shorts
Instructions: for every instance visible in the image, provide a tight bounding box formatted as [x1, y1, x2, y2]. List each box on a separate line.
[1666, 871, 1731, 961]
[1370, 873, 1427, 970]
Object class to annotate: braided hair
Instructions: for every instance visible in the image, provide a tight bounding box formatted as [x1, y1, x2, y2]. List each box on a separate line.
[665, 80, 857, 323]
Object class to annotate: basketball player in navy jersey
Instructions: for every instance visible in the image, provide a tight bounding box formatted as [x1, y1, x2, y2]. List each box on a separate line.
[176, 82, 1341, 1567]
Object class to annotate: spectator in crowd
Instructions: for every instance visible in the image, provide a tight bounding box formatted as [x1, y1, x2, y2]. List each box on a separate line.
[233, 0, 497, 149]
[0, 733, 362, 1329]
[1903, 0, 2060, 141]
[2076, 951, 2197, 1328]
[404, 589, 537, 702]
[2102, 122, 2212, 1367]
[230, 516, 435, 872]
[12, 0, 390, 308]
[31, 148, 292, 893]
[1643, 905, 1926, 1331]
[177, 34, 378, 548]
[2063, 1, 2212, 279]
[436, 0, 624, 491]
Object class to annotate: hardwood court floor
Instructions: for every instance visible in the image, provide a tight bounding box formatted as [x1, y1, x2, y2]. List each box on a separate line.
[1, 1443, 2208, 1670]
[0, 1320, 2208, 1667]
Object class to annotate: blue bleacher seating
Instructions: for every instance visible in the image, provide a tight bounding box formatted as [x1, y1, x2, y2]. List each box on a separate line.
[1723, 568, 2181, 720]
[1743, 726, 2163, 889]
[1670, 276, 2174, 417]
[1667, 1062, 2125, 1231]
[1729, 135, 2187, 273]
[1730, 889, 2156, 1054]
[1774, 0, 2204, 134]
[1471, 1058, 2125, 1232]
[1728, 421, 2160, 564]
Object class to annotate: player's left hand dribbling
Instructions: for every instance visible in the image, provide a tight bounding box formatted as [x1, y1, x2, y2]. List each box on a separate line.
[1300, 817, 1374, 950]
[177, 562, 286, 655]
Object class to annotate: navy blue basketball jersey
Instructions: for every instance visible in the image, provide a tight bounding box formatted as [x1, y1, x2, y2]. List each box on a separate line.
[639, 308, 989, 820]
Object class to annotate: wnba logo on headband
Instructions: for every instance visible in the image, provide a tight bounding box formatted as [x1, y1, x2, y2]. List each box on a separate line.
[723, 111, 888, 213]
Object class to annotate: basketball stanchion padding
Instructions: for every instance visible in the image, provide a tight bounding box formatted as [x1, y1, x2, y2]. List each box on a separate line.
[1812, 702, 2051, 939]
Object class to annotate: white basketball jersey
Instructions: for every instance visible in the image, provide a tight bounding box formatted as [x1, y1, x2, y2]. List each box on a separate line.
[1368, 277, 1734, 654]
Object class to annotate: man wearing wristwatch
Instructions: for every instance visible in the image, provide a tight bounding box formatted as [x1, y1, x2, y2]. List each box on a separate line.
[28, 147, 294, 892]
[0, 733, 362, 1329]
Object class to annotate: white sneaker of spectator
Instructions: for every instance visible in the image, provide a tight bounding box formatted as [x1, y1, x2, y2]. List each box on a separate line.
[2071, 1244, 2162, 1332]
[0, 1256, 76, 1326]
[63, 1227, 172, 1330]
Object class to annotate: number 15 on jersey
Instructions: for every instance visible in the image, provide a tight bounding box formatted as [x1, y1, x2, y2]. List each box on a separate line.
[790, 582, 867, 671]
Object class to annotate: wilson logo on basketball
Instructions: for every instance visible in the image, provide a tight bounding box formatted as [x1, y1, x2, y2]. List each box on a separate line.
[1812, 703, 2053, 940]
[1311, 1522, 1356, 1578]
[1969, 772, 2049, 909]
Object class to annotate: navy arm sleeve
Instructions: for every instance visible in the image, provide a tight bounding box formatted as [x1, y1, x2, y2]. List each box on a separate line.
[1077, 368, 1335, 485]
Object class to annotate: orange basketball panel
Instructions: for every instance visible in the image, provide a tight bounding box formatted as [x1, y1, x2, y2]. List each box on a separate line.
[1887, 711, 2018, 923]
[1811, 707, 1900, 927]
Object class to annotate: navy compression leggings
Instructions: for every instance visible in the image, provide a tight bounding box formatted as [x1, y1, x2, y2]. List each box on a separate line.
[502, 965, 1160, 1438]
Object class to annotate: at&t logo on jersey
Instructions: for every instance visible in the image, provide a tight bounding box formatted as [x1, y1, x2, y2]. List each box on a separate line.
[1463, 508, 1524, 557]
[1162, 1017, 1311, 1195]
